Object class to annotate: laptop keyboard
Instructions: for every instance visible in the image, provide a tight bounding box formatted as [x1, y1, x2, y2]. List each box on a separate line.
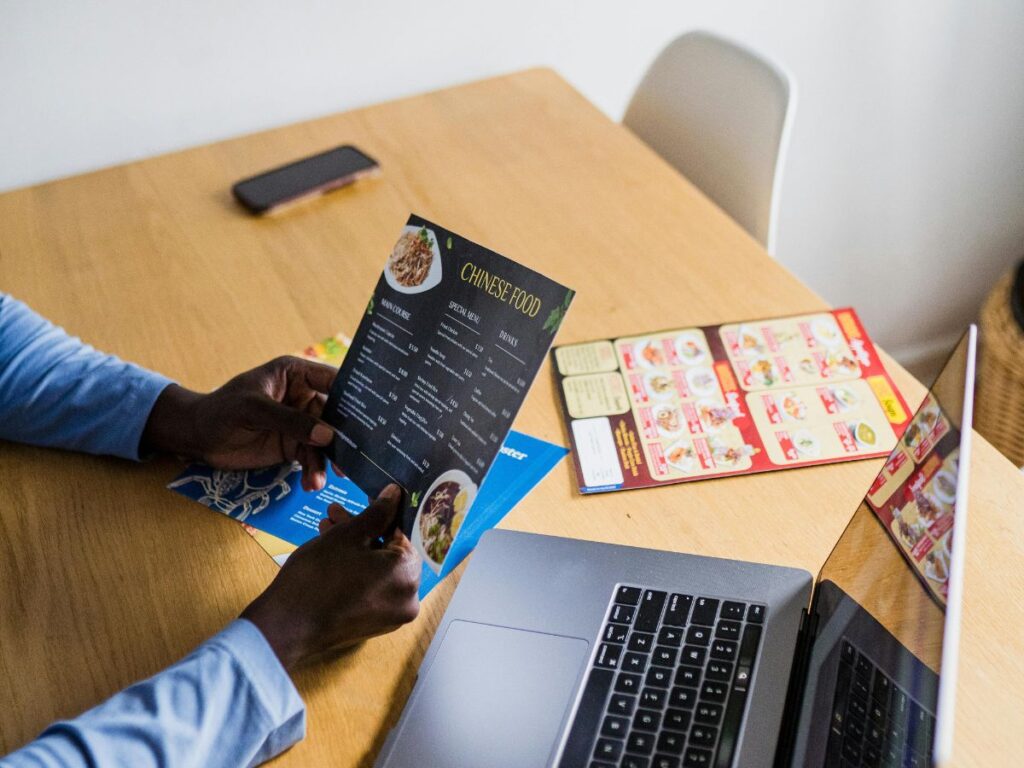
[826, 638, 936, 768]
[559, 584, 766, 768]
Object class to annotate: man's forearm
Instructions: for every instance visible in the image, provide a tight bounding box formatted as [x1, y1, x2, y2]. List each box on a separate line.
[0, 294, 173, 461]
[0, 620, 306, 768]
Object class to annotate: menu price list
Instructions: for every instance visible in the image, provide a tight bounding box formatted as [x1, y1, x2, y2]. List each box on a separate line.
[552, 308, 911, 493]
[323, 214, 573, 570]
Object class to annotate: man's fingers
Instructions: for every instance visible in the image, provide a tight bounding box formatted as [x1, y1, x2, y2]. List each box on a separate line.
[327, 502, 353, 525]
[341, 484, 403, 542]
[299, 445, 327, 491]
[249, 396, 334, 447]
[288, 357, 338, 395]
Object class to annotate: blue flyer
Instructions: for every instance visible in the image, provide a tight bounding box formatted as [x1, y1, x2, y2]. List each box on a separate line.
[169, 430, 566, 598]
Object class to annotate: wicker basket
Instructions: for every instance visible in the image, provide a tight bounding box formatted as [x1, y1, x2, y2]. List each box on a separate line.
[976, 262, 1024, 467]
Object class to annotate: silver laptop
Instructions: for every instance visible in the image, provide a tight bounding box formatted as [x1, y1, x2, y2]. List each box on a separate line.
[376, 328, 976, 768]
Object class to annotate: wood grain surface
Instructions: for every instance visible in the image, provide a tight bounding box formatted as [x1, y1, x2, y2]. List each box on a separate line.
[0, 69, 1020, 766]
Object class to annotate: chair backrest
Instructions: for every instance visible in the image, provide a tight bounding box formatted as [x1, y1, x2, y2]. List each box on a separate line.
[623, 31, 795, 255]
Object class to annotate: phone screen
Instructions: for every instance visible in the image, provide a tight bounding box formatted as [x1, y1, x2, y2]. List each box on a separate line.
[232, 145, 379, 213]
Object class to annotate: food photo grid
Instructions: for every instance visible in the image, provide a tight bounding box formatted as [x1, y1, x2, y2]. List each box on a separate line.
[865, 393, 961, 605]
[553, 308, 911, 493]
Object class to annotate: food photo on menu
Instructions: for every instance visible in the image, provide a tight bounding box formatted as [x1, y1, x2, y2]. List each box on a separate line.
[322, 214, 574, 572]
[167, 331, 568, 596]
[552, 308, 911, 493]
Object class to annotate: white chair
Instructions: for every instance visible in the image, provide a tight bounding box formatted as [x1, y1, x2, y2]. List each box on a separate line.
[623, 30, 796, 256]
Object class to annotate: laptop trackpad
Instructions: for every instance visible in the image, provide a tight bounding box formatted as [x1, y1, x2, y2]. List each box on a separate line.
[384, 620, 589, 768]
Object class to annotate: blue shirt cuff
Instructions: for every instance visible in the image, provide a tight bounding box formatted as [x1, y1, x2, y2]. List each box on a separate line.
[124, 369, 174, 461]
[208, 619, 306, 762]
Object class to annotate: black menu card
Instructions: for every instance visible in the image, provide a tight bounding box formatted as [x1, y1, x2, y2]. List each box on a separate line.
[324, 214, 574, 546]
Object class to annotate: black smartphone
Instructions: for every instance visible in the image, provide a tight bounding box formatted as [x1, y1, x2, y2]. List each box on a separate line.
[232, 144, 380, 214]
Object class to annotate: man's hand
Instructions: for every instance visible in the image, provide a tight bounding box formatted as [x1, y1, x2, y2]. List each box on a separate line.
[241, 484, 421, 669]
[141, 356, 337, 490]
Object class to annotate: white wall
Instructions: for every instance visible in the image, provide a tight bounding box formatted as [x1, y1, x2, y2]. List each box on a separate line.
[3, 1, 1023, 373]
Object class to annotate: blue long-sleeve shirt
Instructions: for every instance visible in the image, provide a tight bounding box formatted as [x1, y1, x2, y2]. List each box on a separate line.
[0, 294, 306, 767]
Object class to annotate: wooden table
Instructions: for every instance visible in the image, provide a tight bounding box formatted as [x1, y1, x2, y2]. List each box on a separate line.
[0, 69, 1021, 766]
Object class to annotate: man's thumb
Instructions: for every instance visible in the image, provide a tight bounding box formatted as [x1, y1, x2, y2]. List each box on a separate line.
[345, 484, 403, 541]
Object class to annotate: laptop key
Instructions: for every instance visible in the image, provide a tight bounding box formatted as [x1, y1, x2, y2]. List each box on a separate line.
[609, 694, 637, 716]
[700, 681, 728, 702]
[862, 743, 881, 765]
[690, 597, 719, 626]
[710, 640, 737, 661]
[589, 762, 615, 768]
[706, 661, 733, 681]
[663, 707, 691, 732]
[651, 646, 678, 667]
[720, 601, 746, 620]
[663, 593, 693, 626]
[603, 623, 628, 643]
[635, 590, 668, 633]
[669, 686, 697, 709]
[610, 605, 636, 624]
[656, 730, 685, 755]
[683, 747, 712, 766]
[689, 724, 717, 748]
[616, 585, 643, 606]
[639, 687, 668, 709]
[621, 757, 650, 768]
[714, 620, 741, 641]
[841, 639, 856, 665]
[872, 669, 891, 703]
[593, 737, 624, 762]
[675, 665, 701, 687]
[746, 604, 765, 624]
[615, 673, 642, 694]
[629, 632, 655, 652]
[623, 652, 648, 674]
[694, 702, 723, 724]
[601, 715, 629, 738]
[595, 643, 623, 669]
[633, 708, 662, 732]
[686, 626, 711, 646]
[627, 731, 656, 755]
[645, 667, 672, 688]
[848, 696, 867, 721]
[652, 757, 680, 768]
[658, 626, 684, 647]
[680, 645, 707, 666]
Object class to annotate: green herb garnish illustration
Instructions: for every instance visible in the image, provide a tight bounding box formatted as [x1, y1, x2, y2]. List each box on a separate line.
[543, 289, 575, 334]
[366, 297, 375, 315]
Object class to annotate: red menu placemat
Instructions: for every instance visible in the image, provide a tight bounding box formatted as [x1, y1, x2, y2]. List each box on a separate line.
[552, 308, 910, 492]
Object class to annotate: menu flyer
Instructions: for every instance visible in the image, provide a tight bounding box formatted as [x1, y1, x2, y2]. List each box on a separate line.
[865, 393, 960, 606]
[552, 308, 911, 493]
[323, 214, 574, 571]
[168, 331, 568, 595]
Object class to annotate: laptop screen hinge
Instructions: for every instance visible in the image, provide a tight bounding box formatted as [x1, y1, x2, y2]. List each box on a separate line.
[772, 607, 818, 768]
